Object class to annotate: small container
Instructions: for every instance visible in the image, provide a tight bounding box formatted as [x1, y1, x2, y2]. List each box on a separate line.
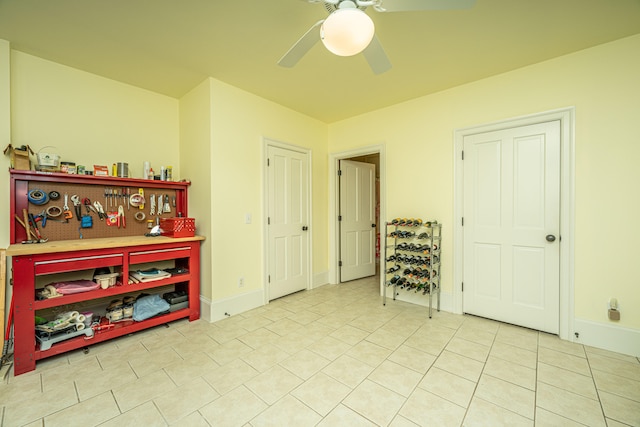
[77, 165, 85, 175]
[94, 273, 119, 289]
[143, 161, 150, 180]
[60, 161, 75, 174]
[116, 162, 129, 178]
[166, 166, 173, 181]
[160, 166, 166, 181]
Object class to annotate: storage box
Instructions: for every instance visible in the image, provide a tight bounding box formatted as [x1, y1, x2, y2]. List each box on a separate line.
[3, 144, 33, 170]
[160, 217, 195, 238]
[36, 147, 60, 170]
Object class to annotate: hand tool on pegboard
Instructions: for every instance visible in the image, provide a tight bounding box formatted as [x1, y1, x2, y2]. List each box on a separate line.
[117, 205, 126, 229]
[71, 195, 82, 221]
[93, 201, 106, 220]
[63, 193, 73, 221]
[15, 213, 47, 243]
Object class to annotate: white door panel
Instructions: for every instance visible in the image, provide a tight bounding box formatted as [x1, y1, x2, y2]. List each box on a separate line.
[340, 160, 376, 282]
[463, 121, 560, 333]
[268, 145, 309, 300]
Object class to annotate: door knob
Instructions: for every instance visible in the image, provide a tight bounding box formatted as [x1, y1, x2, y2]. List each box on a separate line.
[371, 224, 376, 228]
[546, 234, 556, 242]
[302, 226, 308, 231]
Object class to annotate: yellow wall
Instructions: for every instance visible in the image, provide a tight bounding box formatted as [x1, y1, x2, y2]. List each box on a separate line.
[3, 34, 638, 337]
[0, 40, 10, 249]
[205, 78, 328, 301]
[9, 51, 179, 181]
[328, 34, 640, 330]
[179, 79, 214, 300]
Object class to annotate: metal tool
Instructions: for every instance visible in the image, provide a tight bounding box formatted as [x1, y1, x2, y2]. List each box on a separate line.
[63, 194, 73, 221]
[28, 213, 44, 240]
[149, 195, 156, 216]
[82, 198, 97, 215]
[163, 194, 171, 213]
[117, 205, 126, 228]
[93, 201, 106, 220]
[34, 211, 66, 226]
[126, 188, 131, 210]
[157, 193, 163, 215]
[71, 195, 82, 221]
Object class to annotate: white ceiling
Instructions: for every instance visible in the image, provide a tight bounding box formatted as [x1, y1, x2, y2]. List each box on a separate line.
[1, 0, 639, 123]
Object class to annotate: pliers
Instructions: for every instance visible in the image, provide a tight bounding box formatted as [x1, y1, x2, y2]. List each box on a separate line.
[82, 198, 97, 215]
[93, 201, 106, 221]
[117, 205, 126, 228]
[71, 194, 82, 221]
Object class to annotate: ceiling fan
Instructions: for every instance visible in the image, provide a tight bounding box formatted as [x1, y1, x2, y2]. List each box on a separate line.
[278, 0, 477, 74]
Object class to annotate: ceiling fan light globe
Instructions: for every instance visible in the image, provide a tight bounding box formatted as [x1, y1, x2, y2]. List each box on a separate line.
[320, 9, 375, 56]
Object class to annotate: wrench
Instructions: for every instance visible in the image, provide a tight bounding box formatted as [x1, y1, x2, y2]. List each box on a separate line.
[71, 194, 82, 221]
[63, 193, 73, 221]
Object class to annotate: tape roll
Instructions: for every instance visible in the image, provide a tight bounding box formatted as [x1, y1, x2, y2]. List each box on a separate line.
[130, 193, 145, 207]
[134, 211, 146, 221]
[28, 189, 49, 205]
[48, 191, 61, 200]
[75, 322, 85, 331]
[76, 314, 86, 323]
[46, 206, 62, 217]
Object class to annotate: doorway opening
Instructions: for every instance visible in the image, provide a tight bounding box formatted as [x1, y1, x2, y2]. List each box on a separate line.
[329, 145, 386, 293]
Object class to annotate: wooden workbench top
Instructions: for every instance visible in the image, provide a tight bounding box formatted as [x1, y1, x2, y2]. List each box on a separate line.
[6, 235, 205, 257]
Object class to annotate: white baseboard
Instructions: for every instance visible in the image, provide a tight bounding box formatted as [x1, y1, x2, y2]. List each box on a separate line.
[199, 295, 212, 322]
[573, 318, 640, 357]
[313, 271, 329, 289]
[202, 289, 266, 323]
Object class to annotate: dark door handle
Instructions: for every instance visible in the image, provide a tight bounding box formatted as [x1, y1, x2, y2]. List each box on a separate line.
[371, 224, 376, 228]
[546, 234, 556, 242]
[302, 226, 308, 231]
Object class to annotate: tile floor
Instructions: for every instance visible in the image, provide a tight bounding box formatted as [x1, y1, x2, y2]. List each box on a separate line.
[1, 275, 639, 426]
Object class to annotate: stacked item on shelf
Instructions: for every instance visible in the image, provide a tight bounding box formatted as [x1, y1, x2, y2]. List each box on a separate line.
[35, 311, 94, 351]
[383, 217, 442, 318]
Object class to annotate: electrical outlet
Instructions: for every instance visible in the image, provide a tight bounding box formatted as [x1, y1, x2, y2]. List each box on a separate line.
[608, 297, 620, 320]
[238, 277, 245, 288]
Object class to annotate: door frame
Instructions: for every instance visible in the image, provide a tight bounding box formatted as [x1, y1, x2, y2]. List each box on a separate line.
[263, 137, 313, 305]
[329, 144, 386, 290]
[453, 107, 575, 341]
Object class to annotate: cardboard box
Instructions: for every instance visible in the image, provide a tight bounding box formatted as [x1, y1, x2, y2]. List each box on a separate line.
[3, 144, 33, 170]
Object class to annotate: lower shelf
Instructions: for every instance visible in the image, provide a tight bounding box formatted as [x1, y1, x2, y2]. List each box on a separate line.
[34, 308, 193, 360]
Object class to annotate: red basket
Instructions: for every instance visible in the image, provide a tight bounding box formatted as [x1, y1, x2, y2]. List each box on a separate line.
[160, 217, 195, 238]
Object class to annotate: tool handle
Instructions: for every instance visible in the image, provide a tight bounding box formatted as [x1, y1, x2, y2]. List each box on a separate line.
[22, 209, 32, 240]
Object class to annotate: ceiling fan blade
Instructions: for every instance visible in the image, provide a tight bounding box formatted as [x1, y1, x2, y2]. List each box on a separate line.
[278, 20, 324, 68]
[362, 35, 392, 74]
[376, 0, 476, 12]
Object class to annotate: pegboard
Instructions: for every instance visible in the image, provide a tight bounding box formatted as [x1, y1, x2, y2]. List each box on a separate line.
[10, 170, 191, 243]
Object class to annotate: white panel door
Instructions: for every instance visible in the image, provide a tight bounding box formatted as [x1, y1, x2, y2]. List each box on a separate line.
[267, 145, 309, 300]
[463, 121, 560, 333]
[339, 160, 376, 282]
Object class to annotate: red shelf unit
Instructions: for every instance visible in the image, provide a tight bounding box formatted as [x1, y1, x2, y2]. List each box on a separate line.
[7, 169, 203, 376]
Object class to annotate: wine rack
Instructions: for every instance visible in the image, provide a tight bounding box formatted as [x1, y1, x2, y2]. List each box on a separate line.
[383, 218, 442, 318]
